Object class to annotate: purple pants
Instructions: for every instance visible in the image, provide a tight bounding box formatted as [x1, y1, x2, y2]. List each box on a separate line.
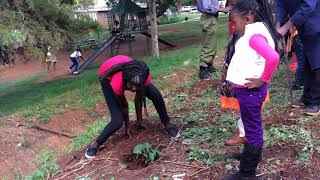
[235, 84, 268, 148]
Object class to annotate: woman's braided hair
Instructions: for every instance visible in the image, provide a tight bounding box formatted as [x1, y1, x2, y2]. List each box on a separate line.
[122, 60, 149, 88]
[101, 59, 149, 88]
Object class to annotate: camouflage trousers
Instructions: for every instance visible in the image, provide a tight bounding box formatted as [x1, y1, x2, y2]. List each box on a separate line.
[199, 13, 218, 67]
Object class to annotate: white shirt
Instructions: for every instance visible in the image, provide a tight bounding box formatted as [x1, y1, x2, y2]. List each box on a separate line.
[226, 22, 275, 86]
[70, 51, 81, 58]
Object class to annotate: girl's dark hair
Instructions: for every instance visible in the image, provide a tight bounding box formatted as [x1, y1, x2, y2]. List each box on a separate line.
[122, 60, 149, 87]
[102, 59, 149, 87]
[231, 0, 279, 52]
[101, 59, 149, 110]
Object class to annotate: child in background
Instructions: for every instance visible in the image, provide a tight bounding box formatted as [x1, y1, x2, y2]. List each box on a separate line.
[111, 20, 120, 35]
[0, 47, 9, 66]
[224, 0, 280, 179]
[69, 48, 84, 73]
[45, 45, 57, 72]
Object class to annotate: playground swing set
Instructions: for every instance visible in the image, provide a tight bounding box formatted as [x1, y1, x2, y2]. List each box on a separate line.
[73, 0, 175, 75]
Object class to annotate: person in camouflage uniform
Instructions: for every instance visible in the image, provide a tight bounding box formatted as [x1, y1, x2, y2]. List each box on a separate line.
[199, 13, 218, 79]
[197, 0, 230, 80]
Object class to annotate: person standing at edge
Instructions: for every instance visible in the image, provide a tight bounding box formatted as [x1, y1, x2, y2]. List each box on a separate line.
[197, 0, 231, 80]
[275, 0, 320, 116]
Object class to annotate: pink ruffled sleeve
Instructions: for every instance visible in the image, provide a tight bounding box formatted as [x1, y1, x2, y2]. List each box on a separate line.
[249, 34, 280, 83]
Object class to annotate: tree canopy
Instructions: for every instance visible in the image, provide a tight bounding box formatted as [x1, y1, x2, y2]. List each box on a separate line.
[0, 0, 100, 59]
[105, 0, 175, 17]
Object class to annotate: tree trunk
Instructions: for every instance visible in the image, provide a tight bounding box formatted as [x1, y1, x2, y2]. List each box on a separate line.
[149, 0, 159, 57]
[176, 0, 181, 13]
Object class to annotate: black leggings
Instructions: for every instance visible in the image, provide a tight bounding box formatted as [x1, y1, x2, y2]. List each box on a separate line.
[96, 78, 170, 146]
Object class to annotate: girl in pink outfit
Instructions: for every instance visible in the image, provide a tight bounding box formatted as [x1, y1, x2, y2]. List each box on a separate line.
[224, 0, 280, 179]
[85, 55, 179, 159]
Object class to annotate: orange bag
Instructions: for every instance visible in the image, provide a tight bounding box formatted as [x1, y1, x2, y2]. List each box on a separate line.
[220, 90, 270, 111]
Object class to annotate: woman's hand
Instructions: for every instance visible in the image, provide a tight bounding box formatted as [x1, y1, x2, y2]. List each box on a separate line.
[244, 78, 265, 89]
[219, 6, 232, 13]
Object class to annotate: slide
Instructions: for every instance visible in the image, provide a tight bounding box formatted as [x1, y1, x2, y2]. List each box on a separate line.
[140, 32, 175, 47]
[73, 35, 118, 74]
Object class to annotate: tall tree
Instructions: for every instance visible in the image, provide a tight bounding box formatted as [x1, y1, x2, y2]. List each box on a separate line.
[149, 0, 159, 57]
[176, 0, 181, 12]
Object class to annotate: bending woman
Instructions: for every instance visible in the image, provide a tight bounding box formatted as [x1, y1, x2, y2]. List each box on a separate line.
[85, 55, 179, 159]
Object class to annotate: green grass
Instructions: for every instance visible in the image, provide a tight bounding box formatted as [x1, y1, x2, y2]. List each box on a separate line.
[159, 16, 229, 43]
[158, 13, 201, 25]
[69, 118, 108, 152]
[0, 68, 99, 116]
[176, 13, 201, 21]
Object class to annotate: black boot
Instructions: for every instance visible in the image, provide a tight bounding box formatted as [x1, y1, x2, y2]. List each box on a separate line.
[225, 143, 262, 180]
[199, 63, 215, 80]
[207, 64, 216, 73]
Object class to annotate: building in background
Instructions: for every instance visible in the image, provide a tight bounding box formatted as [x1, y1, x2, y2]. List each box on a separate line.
[75, 0, 147, 27]
[75, 0, 110, 27]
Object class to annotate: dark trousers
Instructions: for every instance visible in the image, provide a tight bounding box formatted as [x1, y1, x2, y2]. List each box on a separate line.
[69, 57, 78, 71]
[235, 84, 268, 148]
[292, 35, 305, 85]
[302, 60, 320, 106]
[96, 78, 170, 146]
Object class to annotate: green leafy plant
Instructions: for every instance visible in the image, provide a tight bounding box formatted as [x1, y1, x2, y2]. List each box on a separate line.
[265, 125, 318, 163]
[183, 113, 205, 124]
[133, 143, 160, 163]
[264, 126, 295, 147]
[173, 93, 188, 103]
[183, 124, 233, 148]
[296, 127, 316, 162]
[184, 126, 214, 143]
[25, 151, 60, 179]
[188, 146, 229, 165]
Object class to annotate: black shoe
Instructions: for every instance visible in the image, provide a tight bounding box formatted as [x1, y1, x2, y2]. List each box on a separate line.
[163, 124, 180, 139]
[199, 66, 211, 80]
[292, 83, 302, 90]
[291, 97, 307, 109]
[85, 142, 98, 159]
[231, 153, 242, 160]
[304, 105, 320, 116]
[207, 64, 216, 73]
[224, 171, 258, 180]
